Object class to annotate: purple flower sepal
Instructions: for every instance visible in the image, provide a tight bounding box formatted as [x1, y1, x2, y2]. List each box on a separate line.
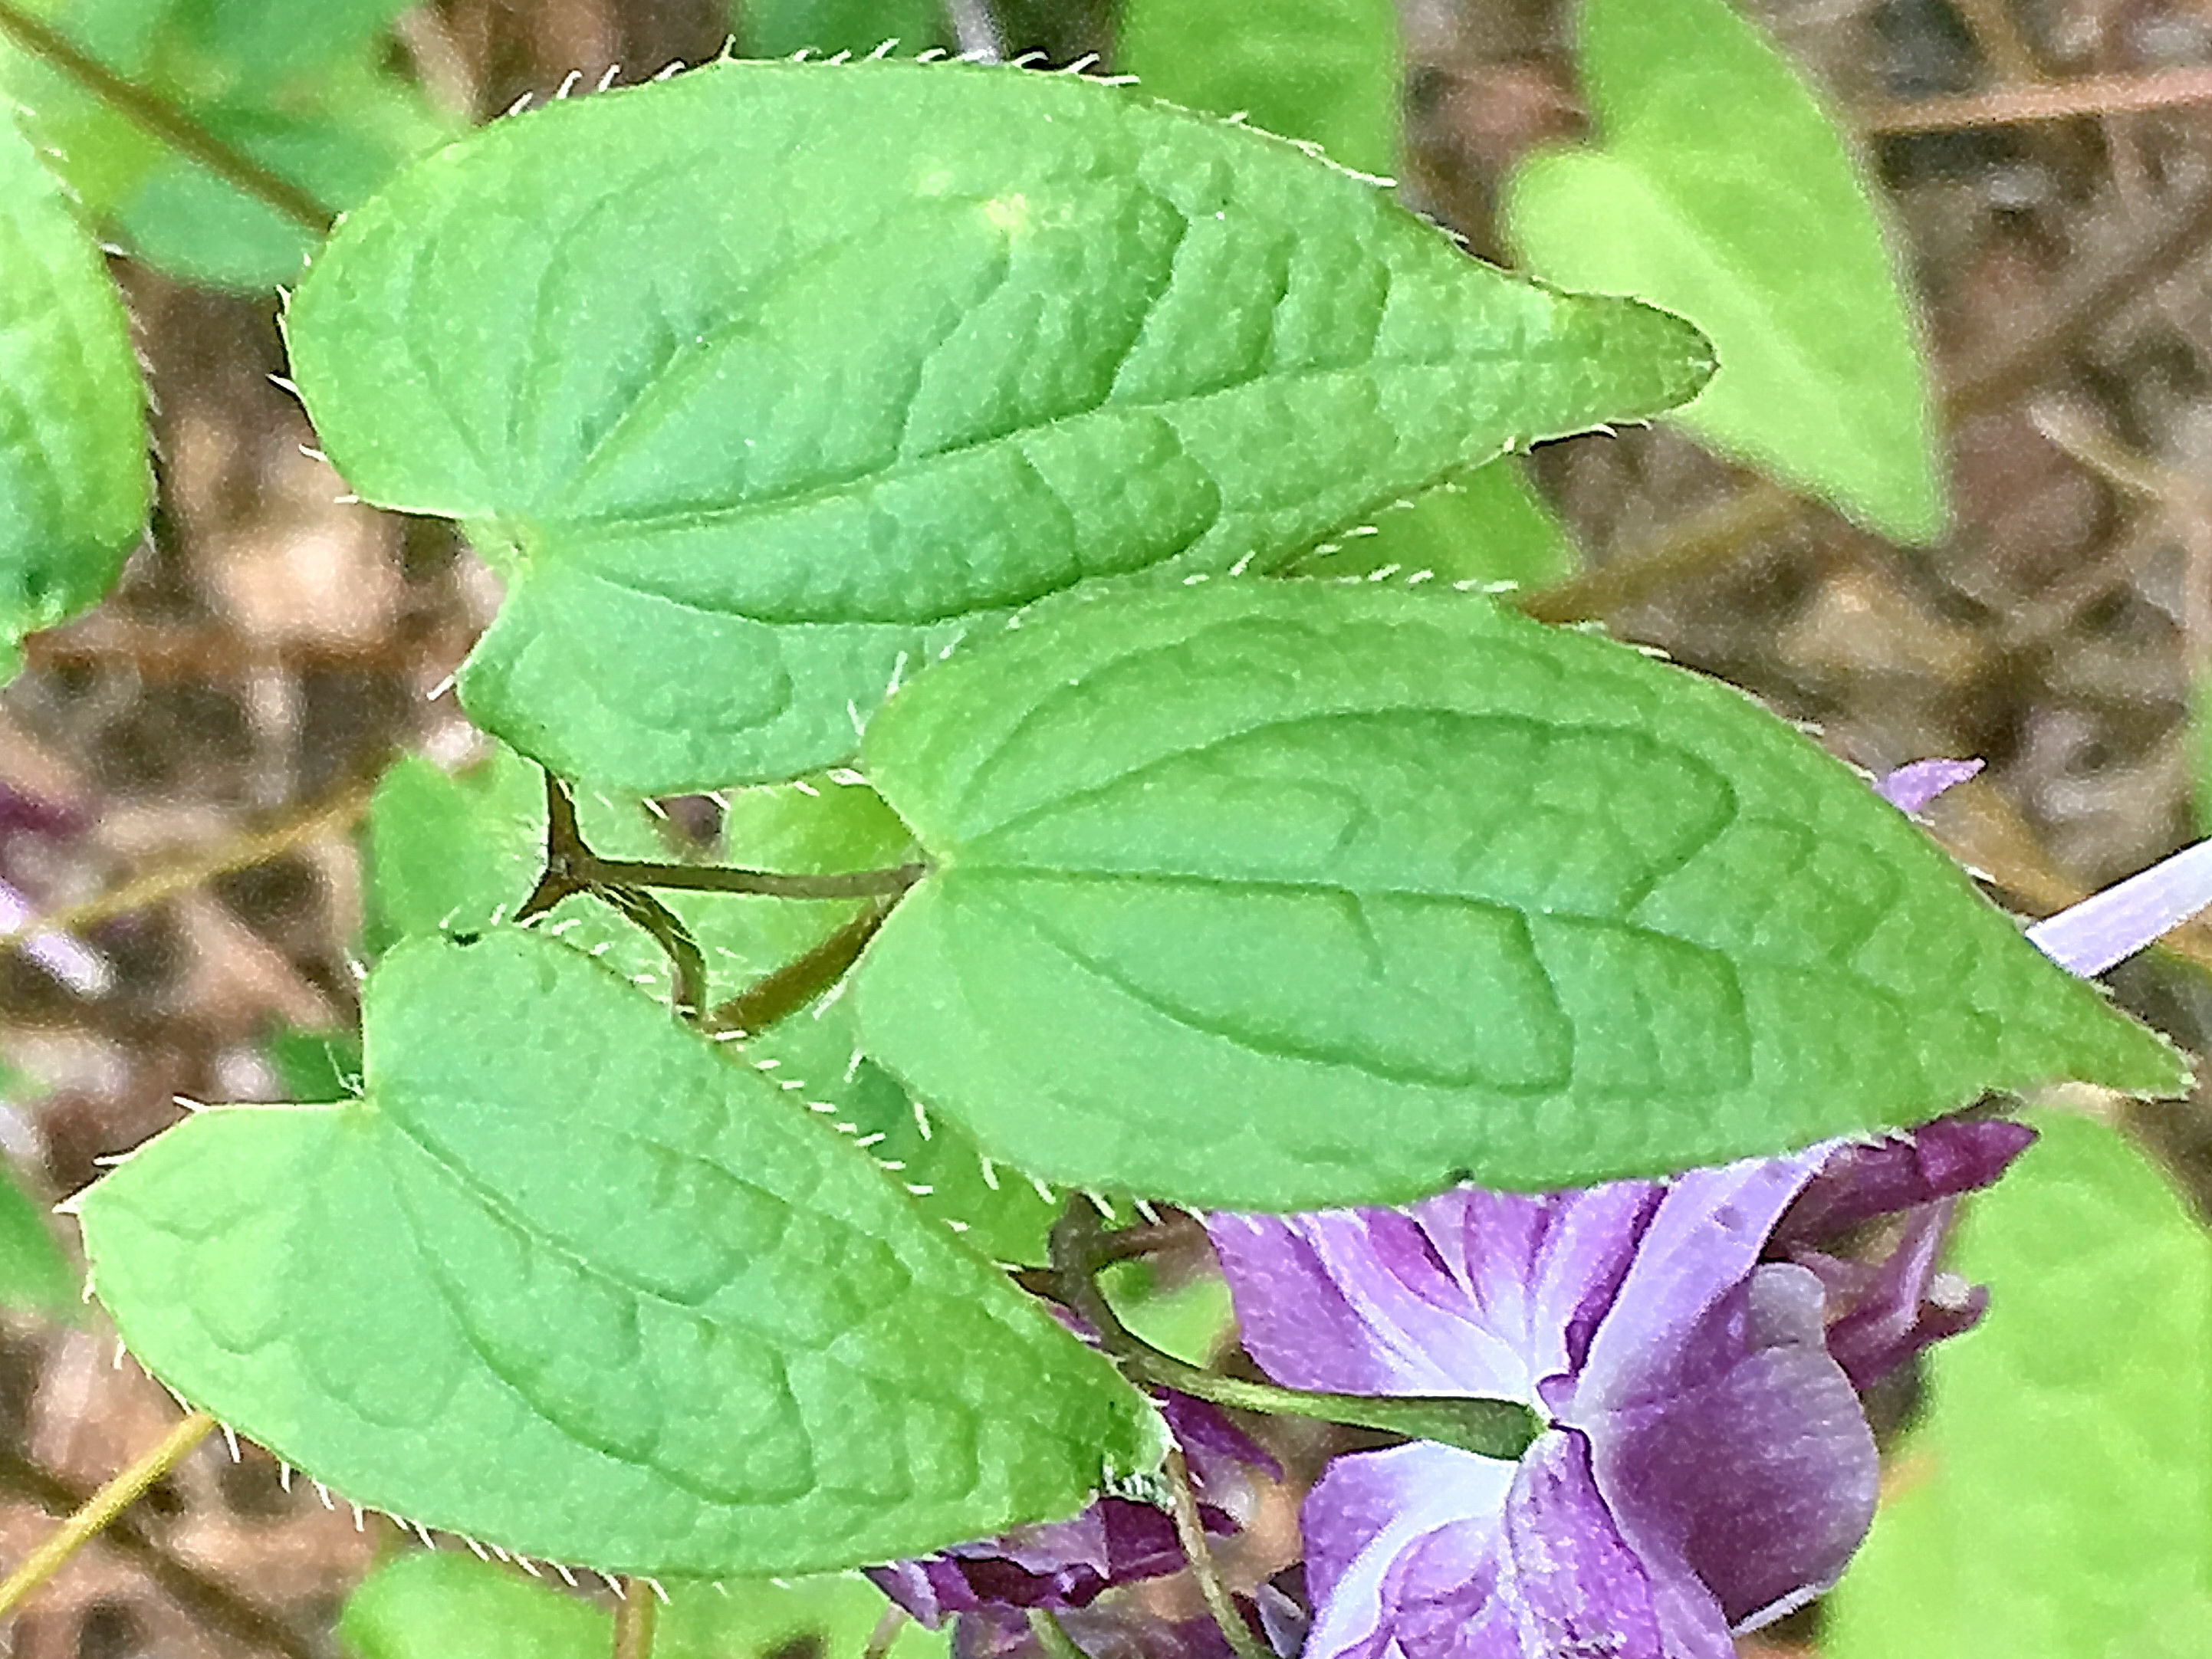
[869, 1395, 1276, 1628]
[1207, 1119, 2030, 1659]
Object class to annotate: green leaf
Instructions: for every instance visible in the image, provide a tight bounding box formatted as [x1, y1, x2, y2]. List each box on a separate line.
[286, 58, 1714, 794]
[853, 582, 2182, 1209]
[1502, 0, 1944, 543]
[0, 1159, 77, 1316]
[1300, 458, 1578, 589]
[341, 1550, 948, 1659]
[1824, 1112, 2212, 1659]
[1116, 0, 1402, 178]
[742, 0, 948, 57]
[0, 1, 452, 291]
[747, 1001, 1063, 1266]
[81, 928, 1160, 1575]
[363, 743, 915, 1003]
[0, 109, 148, 670]
[265, 1028, 363, 1102]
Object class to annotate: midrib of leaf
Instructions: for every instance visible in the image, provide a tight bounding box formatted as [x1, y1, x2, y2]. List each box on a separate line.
[1543, 153, 1891, 488]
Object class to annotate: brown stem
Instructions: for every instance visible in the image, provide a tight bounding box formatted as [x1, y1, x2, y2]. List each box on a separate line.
[703, 900, 898, 1035]
[1860, 67, 2212, 134]
[613, 1582, 659, 1659]
[0, 0, 333, 232]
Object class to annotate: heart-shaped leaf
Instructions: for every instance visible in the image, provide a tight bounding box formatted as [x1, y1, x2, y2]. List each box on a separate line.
[1824, 1111, 2211, 1658]
[852, 582, 2182, 1209]
[1503, 0, 1944, 543]
[80, 929, 1159, 1575]
[0, 110, 147, 678]
[286, 58, 1712, 793]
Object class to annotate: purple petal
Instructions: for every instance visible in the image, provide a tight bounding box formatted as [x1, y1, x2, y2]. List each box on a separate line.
[866, 1500, 1195, 1625]
[1209, 1184, 1658, 1402]
[1769, 1117, 2036, 1248]
[0, 879, 110, 997]
[2026, 836, 2212, 977]
[1160, 1390, 1282, 1490]
[1579, 1263, 1878, 1636]
[1491, 1432, 1683, 1659]
[1872, 757, 1984, 815]
[1800, 1202, 1989, 1389]
[1566, 1153, 1830, 1416]
[1297, 1441, 1514, 1659]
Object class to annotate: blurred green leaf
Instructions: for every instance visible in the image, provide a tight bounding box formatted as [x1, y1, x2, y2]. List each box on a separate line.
[1504, 0, 1945, 543]
[1825, 1111, 2212, 1659]
[0, 1159, 77, 1316]
[741, 0, 947, 57]
[288, 58, 1711, 793]
[341, 1549, 949, 1659]
[1302, 459, 1577, 588]
[854, 581, 2182, 1208]
[84, 929, 1161, 1575]
[1116, 0, 1400, 177]
[0, 0, 452, 290]
[0, 107, 147, 677]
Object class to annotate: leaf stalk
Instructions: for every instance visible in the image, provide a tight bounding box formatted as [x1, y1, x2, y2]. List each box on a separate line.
[1045, 1203, 1540, 1461]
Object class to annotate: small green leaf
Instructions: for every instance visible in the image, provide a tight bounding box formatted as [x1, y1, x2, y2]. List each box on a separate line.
[364, 743, 915, 1003]
[1503, 0, 1944, 543]
[287, 58, 1713, 793]
[1301, 458, 1578, 589]
[82, 928, 1159, 1575]
[341, 1550, 948, 1659]
[742, 0, 948, 57]
[0, 1159, 77, 1316]
[0, 109, 147, 669]
[1825, 1112, 2212, 1659]
[853, 582, 2181, 1209]
[1116, 0, 1402, 177]
[265, 1028, 363, 1102]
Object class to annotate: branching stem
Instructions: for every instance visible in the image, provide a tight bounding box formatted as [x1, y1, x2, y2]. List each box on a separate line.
[518, 774, 922, 1023]
[0, 1409, 215, 1618]
[0, 1, 333, 232]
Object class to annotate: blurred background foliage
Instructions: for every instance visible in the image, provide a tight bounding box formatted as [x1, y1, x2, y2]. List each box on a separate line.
[0, 0, 2209, 1653]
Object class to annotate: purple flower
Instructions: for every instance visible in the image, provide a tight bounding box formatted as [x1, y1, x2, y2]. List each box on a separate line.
[869, 1394, 1276, 1628]
[1205, 1119, 2029, 1659]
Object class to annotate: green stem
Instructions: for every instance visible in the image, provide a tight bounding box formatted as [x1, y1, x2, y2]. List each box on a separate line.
[1162, 1444, 1273, 1659]
[0, 1411, 215, 1618]
[862, 1605, 909, 1659]
[1047, 1204, 1540, 1461]
[0, 0, 333, 233]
